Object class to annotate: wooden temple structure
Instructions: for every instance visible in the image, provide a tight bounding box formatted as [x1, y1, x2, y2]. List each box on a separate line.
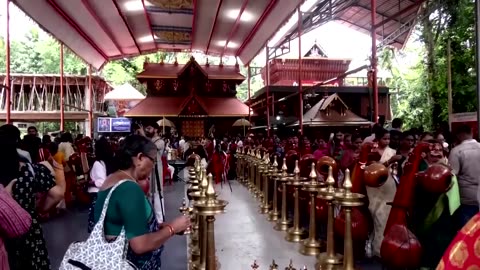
[0, 73, 109, 122]
[124, 57, 249, 137]
[247, 43, 391, 131]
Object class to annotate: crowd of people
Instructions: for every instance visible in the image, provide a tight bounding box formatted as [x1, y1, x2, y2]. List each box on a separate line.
[0, 123, 190, 270]
[0, 117, 479, 269]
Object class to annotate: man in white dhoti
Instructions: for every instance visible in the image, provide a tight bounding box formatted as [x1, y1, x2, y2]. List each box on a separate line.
[144, 123, 166, 223]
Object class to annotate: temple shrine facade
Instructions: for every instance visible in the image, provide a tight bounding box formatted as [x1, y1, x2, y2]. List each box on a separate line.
[248, 43, 391, 129]
[125, 57, 249, 137]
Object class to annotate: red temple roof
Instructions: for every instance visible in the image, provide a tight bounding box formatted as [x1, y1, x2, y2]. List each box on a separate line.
[262, 58, 351, 86]
[137, 58, 245, 81]
[124, 95, 249, 117]
[124, 97, 186, 117]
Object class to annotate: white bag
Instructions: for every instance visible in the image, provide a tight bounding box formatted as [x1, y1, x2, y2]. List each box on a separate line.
[59, 180, 137, 270]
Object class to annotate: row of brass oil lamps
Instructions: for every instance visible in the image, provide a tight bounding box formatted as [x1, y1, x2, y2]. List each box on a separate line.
[236, 147, 364, 270]
[181, 158, 228, 270]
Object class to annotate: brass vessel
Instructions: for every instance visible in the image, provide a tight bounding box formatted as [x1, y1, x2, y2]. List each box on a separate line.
[274, 158, 292, 231]
[315, 166, 343, 269]
[194, 173, 228, 270]
[267, 156, 280, 221]
[285, 160, 308, 242]
[299, 162, 325, 255]
[259, 153, 272, 214]
[333, 169, 364, 270]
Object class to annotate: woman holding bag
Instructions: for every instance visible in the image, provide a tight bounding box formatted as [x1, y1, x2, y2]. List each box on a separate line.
[0, 125, 65, 270]
[87, 134, 189, 269]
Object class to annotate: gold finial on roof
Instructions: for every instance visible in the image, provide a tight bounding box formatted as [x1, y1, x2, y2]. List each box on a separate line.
[273, 155, 278, 168]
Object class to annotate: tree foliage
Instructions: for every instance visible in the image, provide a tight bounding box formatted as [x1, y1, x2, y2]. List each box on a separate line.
[0, 29, 258, 100]
[384, 0, 477, 130]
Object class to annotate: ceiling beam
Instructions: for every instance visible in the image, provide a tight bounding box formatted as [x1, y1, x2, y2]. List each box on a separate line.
[111, 0, 141, 54]
[190, 0, 197, 51]
[141, 0, 157, 50]
[373, 0, 426, 29]
[222, 0, 249, 57]
[81, 0, 123, 55]
[236, 0, 277, 57]
[206, 0, 224, 54]
[46, 0, 108, 60]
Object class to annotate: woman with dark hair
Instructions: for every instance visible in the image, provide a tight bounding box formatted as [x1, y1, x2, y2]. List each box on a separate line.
[58, 132, 76, 208]
[365, 128, 403, 257]
[93, 135, 190, 269]
[339, 133, 362, 171]
[87, 137, 115, 232]
[0, 127, 65, 270]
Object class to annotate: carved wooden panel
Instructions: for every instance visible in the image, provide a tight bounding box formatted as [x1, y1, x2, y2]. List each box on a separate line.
[182, 120, 204, 138]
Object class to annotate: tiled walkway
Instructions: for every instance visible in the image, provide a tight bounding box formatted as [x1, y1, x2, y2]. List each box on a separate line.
[43, 180, 381, 270]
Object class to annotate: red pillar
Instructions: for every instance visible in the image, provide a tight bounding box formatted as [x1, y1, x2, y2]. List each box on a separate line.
[265, 46, 271, 137]
[371, 0, 379, 123]
[5, 0, 11, 124]
[298, 8, 304, 135]
[247, 65, 251, 127]
[88, 65, 93, 137]
[60, 44, 65, 131]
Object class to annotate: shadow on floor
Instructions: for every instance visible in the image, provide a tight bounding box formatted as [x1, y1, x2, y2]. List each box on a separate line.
[42, 182, 188, 270]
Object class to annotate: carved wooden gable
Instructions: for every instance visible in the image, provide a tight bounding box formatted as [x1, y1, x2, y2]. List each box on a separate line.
[319, 93, 348, 117]
[179, 96, 207, 116]
[304, 43, 328, 58]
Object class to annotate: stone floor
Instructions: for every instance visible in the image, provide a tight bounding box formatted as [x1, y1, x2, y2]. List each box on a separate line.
[43, 180, 381, 270]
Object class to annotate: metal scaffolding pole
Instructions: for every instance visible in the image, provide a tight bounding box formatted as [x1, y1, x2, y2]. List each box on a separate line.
[5, 0, 11, 124]
[88, 65, 93, 137]
[60, 44, 65, 131]
[265, 45, 271, 137]
[476, 0, 480, 139]
[298, 7, 304, 135]
[371, 0, 379, 123]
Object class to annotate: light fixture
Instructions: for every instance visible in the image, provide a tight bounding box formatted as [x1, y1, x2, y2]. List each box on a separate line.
[216, 40, 238, 48]
[226, 9, 254, 22]
[227, 42, 238, 48]
[124, 1, 153, 11]
[138, 35, 154, 43]
[276, 116, 281, 121]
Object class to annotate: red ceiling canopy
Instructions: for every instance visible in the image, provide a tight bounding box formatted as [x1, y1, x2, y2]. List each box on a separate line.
[13, 0, 304, 69]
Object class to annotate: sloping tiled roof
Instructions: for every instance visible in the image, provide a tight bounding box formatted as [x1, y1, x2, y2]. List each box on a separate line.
[290, 93, 371, 126]
[137, 58, 245, 81]
[197, 97, 250, 116]
[123, 95, 248, 117]
[124, 97, 186, 117]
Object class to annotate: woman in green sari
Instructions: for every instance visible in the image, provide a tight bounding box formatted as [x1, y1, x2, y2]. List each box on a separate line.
[411, 140, 459, 269]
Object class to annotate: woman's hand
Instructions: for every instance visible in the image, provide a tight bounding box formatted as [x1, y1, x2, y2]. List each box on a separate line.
[169, 215, 191, 234]
[4, 179, 17, 196]
[389, 155, 403, 163]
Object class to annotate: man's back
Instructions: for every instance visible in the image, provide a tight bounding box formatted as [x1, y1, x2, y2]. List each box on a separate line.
[449, 139, 480, 205]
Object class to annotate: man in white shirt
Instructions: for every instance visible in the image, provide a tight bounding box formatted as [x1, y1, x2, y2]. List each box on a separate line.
[144, 123, 166, 223]
[449, 124, 480, 228]
[363, 123, 383, 144]
[179, 136, 185, 153]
